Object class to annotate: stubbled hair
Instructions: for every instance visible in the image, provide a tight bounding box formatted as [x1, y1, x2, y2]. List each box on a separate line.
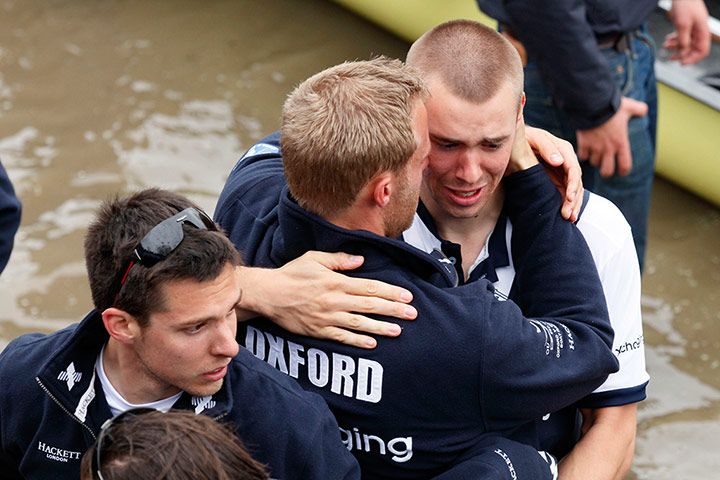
[407, 20, 523, 108]
[81, 410, 269, 480]
[84, 188, 241, 325]
[281, 56, 428, 218]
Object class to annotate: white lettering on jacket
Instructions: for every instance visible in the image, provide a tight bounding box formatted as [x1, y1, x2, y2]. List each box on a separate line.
[37, 441, 82, 463]
[244, 326, 384, 403]
[74, 369, 96, 423]
[494, 449, 517, 479]
[339, 425, 413, 463]
[528, 319, 575, 357]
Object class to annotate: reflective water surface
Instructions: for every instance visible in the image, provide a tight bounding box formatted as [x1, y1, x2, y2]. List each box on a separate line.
[1, 1, 718, 478]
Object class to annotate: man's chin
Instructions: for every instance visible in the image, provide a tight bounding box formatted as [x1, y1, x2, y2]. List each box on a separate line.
[386, 218, 415, 239]
[441, 204, 482, 220]
[185, 380, 224, 399]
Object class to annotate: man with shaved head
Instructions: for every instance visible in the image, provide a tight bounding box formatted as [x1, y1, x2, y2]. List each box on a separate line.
[401, 20, 647, 480]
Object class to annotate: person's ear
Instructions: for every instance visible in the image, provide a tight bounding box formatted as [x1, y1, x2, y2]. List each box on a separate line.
[517, 92, 526, 122]
[370, 172, 393, 208]
[102, 307, 140, 344]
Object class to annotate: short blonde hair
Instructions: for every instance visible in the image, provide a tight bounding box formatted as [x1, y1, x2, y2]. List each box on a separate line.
[281, 57, 427, 218]
[407, 20, 523, 108]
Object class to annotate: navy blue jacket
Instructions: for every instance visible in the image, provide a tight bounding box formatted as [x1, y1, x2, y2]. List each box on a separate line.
[0, 310, 360, 480]
[476, 0, 657, 129]
[215, 133, 618, 479]
[0, 160, 21, 275]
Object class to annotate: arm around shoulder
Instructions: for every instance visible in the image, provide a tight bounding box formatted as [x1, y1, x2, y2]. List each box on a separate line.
[235, 251, 417, 350]
[481, 167, 618, 425]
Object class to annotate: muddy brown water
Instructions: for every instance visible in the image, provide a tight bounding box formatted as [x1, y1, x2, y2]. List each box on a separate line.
[1, 1, 718, 478]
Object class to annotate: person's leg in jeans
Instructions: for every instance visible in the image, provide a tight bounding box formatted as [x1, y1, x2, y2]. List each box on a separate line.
[523, 28, 656, 271]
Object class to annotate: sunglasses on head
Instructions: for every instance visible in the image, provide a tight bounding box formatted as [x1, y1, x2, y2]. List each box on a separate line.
[92, 407, 159, 480]
[113, 207, 217, 305]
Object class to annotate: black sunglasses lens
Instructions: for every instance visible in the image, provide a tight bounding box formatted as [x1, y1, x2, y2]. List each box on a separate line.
[139, 219, 186, 259]
[136, 207, 216, 265]
[196, 209, 217, 230]
[179, 207, 217, 231]
[114, 207, 217, 302]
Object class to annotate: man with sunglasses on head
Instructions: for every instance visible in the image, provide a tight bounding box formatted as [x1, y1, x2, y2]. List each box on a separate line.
[0, 188, 360, 480]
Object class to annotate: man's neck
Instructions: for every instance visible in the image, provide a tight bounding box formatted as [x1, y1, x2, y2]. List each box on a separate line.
[103, 338, 180, 404]
[326, 207, 387, 237]
[424, 187, 505, 280]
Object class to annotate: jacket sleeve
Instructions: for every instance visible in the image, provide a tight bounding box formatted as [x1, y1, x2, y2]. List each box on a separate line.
[299, 408, 361, 480]
[0, 339, 28, 480]
[214, 132, 285, 266]
[0, 161, 21, 275]
[478, 165, 617, 430]
[501, 0, 621, 129]
[0, 442, 23, 480]
[431, 435, 557, 480]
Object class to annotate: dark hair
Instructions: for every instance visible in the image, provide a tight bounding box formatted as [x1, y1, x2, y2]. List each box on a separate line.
[84, 188, 241, 324]
[80, 410, 269, 480]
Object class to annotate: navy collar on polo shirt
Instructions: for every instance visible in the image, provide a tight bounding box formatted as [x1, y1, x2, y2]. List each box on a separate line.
[414, 200, 510, 285]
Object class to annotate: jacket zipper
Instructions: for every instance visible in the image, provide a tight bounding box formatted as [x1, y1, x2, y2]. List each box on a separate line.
[36, 377, 97, 441]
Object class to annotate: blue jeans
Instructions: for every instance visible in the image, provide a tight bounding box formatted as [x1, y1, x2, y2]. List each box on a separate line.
[523, 27, 657, 271]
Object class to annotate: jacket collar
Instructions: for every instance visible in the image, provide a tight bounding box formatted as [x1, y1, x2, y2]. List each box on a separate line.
[35, 310, 231, 433]
[270, 187, 459, 287]
[412, 189, 592, 284]
[35, 310, 110, 433]
[414, 200, 510, 284]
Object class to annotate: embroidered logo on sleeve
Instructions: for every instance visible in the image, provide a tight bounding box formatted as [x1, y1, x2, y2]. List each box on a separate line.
[57, 362, 82, 391]
[244, 143, 279, 157]
[528, 320, 575, 357]
[232, 143, 280, 172]
[493, 449, 517, 479]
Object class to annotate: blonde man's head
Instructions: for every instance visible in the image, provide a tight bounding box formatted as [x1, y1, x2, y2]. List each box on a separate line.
[281, 57, 427, 218]
[407, 19, 523, 109]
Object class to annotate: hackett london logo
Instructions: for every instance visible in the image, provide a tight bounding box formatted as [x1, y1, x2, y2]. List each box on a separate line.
[57, 362, 82, 391]
[37, 441, 81, 463]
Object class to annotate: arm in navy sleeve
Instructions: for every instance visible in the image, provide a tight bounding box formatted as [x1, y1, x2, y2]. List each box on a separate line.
[478, 165, 617, 429]
[431, 435, 558, 480]
[501, 0, 620, 129]
[0, 161, 21, 275]
[0, 415, 23, 480]
[0, 338, 26, 480]
[214, 132, 285, 266]
[299, 413, 361, 480]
